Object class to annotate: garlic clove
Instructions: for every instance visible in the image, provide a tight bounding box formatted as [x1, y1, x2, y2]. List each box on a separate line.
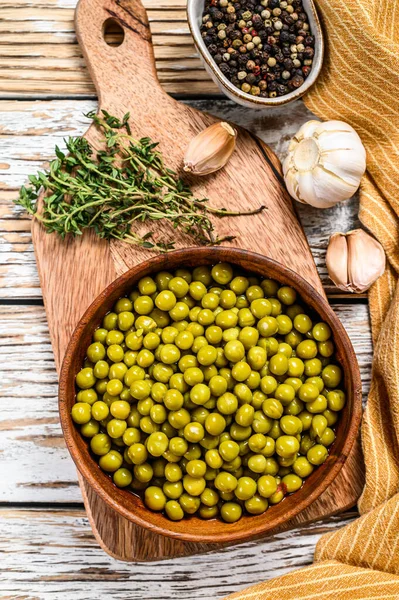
[326, 229, 385, 293]
[296, 170, 319, 206]
[326, 233, 349, 290]
[183, 122, 237, 176]
[347, 229, 386, 293]
[312, 164, 358, 207]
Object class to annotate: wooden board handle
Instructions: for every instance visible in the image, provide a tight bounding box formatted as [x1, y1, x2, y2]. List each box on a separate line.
[75, 0, 164, 106]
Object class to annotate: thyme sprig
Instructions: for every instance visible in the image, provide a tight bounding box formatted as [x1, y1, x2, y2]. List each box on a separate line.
[16, 110, 265, 251]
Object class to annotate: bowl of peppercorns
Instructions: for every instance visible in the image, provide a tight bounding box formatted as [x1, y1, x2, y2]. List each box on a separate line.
[187, 0, 323, 107]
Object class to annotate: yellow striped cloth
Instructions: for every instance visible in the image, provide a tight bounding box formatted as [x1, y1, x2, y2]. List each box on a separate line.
[225, 0, 399, 597]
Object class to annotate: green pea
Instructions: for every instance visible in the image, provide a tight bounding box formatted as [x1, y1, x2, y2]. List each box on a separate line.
[317, 427, 335, 446]
[103, 312, 118, 330]
[282, 473, 303, 493]
[268, 354, 288, 376]
[211, 262, 233, 285]
[128, 442, 148, 465]
[184, 422, 205, 443]
[307, 444, 328, 465]
[307, 394, 328, 414]
[110, 400, 130, 420]
[245, 494, 268, 515]
[234, 476, 256, 500]
[165, 500, 184, 521]
[204, 412, 226, 436]
[134, 462, 154, 483]
[80, 419, 100, 438]
[146, 432, 169, 457]
[91, 400, 109, 421]
[217, 392, 238, 415]
[311, 414, 328, 438]
[179, 493, 201, 514]
[93, 328, 108, 343]
[298, 383, 320, 402]
[296, 339, 318, 359]
[76, 367, 96, 390]
[276, 435, 300, 457]
[293, 456, 314, 478]
[280, 415, 303, 435]
[107, 418, 127, 439]
[257, 475, 277, 498]
[113, 468, 133, 488]
[327, 390, 346, 411]
[313, 322, 331, 342]
[99, 450, 123, 472]
[201, 488, 219, 507]
[215, 471, 238, 493]
[248, 454, 267, 474]
[144, 486, 166, 511]
[245, 346, 266, 372]
[165, 463, 183, 482]
[163, 481, 184, 499]
[71, 402, 92, 424]
[90, 433, 111, 456]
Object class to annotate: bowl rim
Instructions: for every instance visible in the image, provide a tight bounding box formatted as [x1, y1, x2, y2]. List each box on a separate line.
[187, 0, 324, 107]
[59, 247, 362, 543]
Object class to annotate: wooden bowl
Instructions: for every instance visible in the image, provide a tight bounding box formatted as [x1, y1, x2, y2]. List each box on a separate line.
[187, 0, 324, 109]
[59, 247, 362, 544]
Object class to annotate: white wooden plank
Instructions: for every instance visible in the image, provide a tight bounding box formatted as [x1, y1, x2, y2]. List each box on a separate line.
[0, 507, 356, 599]
[0, 302, 371, 503]
[0, 99, 361, 299]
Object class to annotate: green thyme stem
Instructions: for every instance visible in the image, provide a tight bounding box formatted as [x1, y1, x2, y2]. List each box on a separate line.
[14, 109, 266, 251]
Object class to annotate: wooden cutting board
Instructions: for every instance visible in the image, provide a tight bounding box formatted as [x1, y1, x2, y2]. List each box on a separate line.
[31, 0, 364, 561]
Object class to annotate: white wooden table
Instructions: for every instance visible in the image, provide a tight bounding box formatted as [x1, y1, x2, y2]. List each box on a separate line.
[0, 2, 371, 598]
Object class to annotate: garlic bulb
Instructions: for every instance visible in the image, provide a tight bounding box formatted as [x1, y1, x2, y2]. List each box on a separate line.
[184, 122, 237, 176]
[283, 120, 366, 208]
[326, 229, 385, 293]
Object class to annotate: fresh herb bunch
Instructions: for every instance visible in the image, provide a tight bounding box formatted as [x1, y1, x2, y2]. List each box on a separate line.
[16, 110, 265, 251]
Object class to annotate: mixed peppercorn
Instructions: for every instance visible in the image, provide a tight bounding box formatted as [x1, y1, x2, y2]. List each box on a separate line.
[200, 0, 315, 98]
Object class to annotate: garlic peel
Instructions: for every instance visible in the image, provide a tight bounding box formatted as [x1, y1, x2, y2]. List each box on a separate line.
[283, 120, 366, 209]
[326, 229, 385, 293]
[184, 122, 237, 176]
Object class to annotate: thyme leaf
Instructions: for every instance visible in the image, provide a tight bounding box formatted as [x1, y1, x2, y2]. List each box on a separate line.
[15, 110, 265, 252]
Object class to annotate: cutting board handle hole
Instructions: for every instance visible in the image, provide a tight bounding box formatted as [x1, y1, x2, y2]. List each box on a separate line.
[103, 18, 125, 47]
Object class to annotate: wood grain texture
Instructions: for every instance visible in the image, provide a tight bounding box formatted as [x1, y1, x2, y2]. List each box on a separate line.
[0, 0, 217, 97]
[0, 100, 362, 300]
[27, 0, 365, 561]
[0, 507, 357, 600]
[0, 302, 371, 504]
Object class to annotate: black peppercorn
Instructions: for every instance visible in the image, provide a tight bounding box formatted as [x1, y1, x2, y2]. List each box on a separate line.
[280, 31, 290, 43]
[291, 73, 304, 87]
[201, 0, 313, 99]
[219, 63, 231, 75]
